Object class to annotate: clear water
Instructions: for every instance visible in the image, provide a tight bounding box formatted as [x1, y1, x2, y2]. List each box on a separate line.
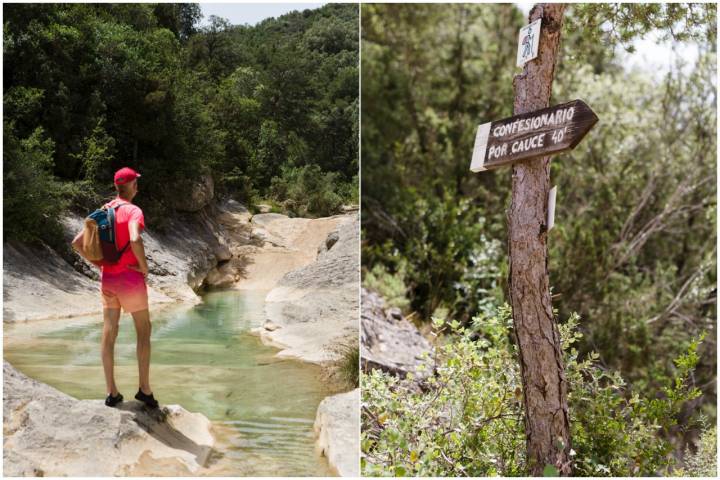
[3, 290, 335, 476]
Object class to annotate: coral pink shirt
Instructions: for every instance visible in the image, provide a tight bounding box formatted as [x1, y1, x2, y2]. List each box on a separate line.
[101, 197, 145, 274]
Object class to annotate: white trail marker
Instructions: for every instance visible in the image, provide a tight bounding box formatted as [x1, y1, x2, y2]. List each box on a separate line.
[517, 18, 541, 67]
[547, 186, 557, 230]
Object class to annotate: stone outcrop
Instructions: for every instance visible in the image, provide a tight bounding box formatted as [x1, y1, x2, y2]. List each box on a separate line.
[258, 213, 359, 364]
[361, 288, 434, 379]
[174, 174, 215, 212]
[3, 199, 256, 323]
[204, 261, 238, 288]
[136, 206, 234, 296]
[313, 389, 359, 477]
[204, 199, 263, 289]
[3, 361, 216, 476]
[2, 240, 175, 322]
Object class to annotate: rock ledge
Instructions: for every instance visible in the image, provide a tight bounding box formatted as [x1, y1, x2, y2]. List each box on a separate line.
[3, 361, 216, 477]
[361, 288, 434, 379]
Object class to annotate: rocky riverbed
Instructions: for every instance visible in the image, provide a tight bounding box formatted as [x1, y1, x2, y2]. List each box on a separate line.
[246, 211, 360, 476]
[2, 193, 359, 476]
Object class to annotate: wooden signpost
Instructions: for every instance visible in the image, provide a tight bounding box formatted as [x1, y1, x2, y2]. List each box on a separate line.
[470, 99, 598, 172]
[467, 5, 599, 475]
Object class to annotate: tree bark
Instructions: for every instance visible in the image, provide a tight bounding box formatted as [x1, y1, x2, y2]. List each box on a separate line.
[508, 3, 571, 476]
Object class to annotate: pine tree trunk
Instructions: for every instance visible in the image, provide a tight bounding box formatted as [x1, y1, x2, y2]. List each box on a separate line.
[508, 3, 571, 476]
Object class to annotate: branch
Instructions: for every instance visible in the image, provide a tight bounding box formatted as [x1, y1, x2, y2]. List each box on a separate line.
[611, 176, 712, 270]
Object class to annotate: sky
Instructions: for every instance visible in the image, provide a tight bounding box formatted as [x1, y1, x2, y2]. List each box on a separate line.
[199, 3, 326, 27]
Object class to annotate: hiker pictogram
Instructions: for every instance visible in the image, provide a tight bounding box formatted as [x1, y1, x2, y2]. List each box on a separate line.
[522, 31, 533, 59]
[516, 18, 541, 67]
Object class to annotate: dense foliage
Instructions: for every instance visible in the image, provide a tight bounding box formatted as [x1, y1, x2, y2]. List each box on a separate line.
[361, 305, 714, 476]
[3, 3, 358, 243]
[361, 2, 716, 473]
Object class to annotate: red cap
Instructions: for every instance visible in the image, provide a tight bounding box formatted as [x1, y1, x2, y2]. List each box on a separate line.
[114, 167, 141, 185]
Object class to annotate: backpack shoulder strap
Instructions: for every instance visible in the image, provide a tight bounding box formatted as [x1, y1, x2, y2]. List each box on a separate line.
[107, 203, 116, 244]
[111, 199, 130, 209]
[112, 200, 134, 253]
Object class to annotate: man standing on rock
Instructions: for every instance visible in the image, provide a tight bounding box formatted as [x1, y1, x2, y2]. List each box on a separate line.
[71, 167, 159, 409]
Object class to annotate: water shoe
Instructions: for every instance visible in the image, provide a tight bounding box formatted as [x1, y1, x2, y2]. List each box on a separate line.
[135, 388, 159, 409]
[105, 392, 123, 407]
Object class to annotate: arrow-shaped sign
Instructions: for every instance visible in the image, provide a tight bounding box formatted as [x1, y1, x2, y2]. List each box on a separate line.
[470, 99, 598, 172]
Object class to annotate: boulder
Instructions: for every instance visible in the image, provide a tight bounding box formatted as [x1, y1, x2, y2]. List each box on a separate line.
[213, 242, 232, 263]
[318, 231, 340, 255]
[340, 204, 359, 213]
[174, 174, 214, 212]
[3, 361, 215, 476]
[260, 213, 359, 364]
[205, 261, 238, 288]
[314, 389, 359, 477]
[361, 288, 434, 379]
[216, 199, 252, 227]
[263, 320, 281, 331]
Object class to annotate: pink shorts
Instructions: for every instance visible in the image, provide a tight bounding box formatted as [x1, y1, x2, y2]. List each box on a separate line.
[100, 270, 149, 313]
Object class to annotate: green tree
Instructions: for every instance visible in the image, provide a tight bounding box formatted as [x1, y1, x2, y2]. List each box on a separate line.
[3, 2, 358, 241]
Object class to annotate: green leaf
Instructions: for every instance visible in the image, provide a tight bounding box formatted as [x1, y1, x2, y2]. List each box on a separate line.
[543, 464, 560, 477]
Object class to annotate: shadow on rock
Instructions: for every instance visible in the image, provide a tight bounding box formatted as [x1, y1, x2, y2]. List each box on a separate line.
[119, 402, 215, 468]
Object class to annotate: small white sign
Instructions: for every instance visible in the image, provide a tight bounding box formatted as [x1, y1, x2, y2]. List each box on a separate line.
[547, 186, 557, 230]
[470, 122, 492, 172]
[516, 18, 541, 68]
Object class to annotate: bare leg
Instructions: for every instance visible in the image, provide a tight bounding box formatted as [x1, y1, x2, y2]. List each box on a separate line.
[101, 308, 121, 396]
[132, 309, 152, 394]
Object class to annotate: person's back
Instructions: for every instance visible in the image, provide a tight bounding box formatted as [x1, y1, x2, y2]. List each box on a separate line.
[99, 195, 148, 317]
[101, 197, 145, 275]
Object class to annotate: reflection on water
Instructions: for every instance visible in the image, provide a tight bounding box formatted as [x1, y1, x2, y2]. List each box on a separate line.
[3, 290, 335, 476]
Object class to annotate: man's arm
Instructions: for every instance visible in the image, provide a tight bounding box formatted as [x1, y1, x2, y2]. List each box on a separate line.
[128, 220, 149, 276]
[71, 230, 85, 255]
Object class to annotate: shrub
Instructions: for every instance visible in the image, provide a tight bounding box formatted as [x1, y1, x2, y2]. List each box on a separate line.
[676, 424, 717, 477]
[269, 164, 350, 217]
[338, 343, 360, 389]
[363, 262, 410, 312]
[368, 193, 505, 324]
[71, 116, 116, 183]
[361, 305, 706, 476]
[3, 122, 68, 245]
[362, 305, 525, 477]
[564, 317, 703, 476]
